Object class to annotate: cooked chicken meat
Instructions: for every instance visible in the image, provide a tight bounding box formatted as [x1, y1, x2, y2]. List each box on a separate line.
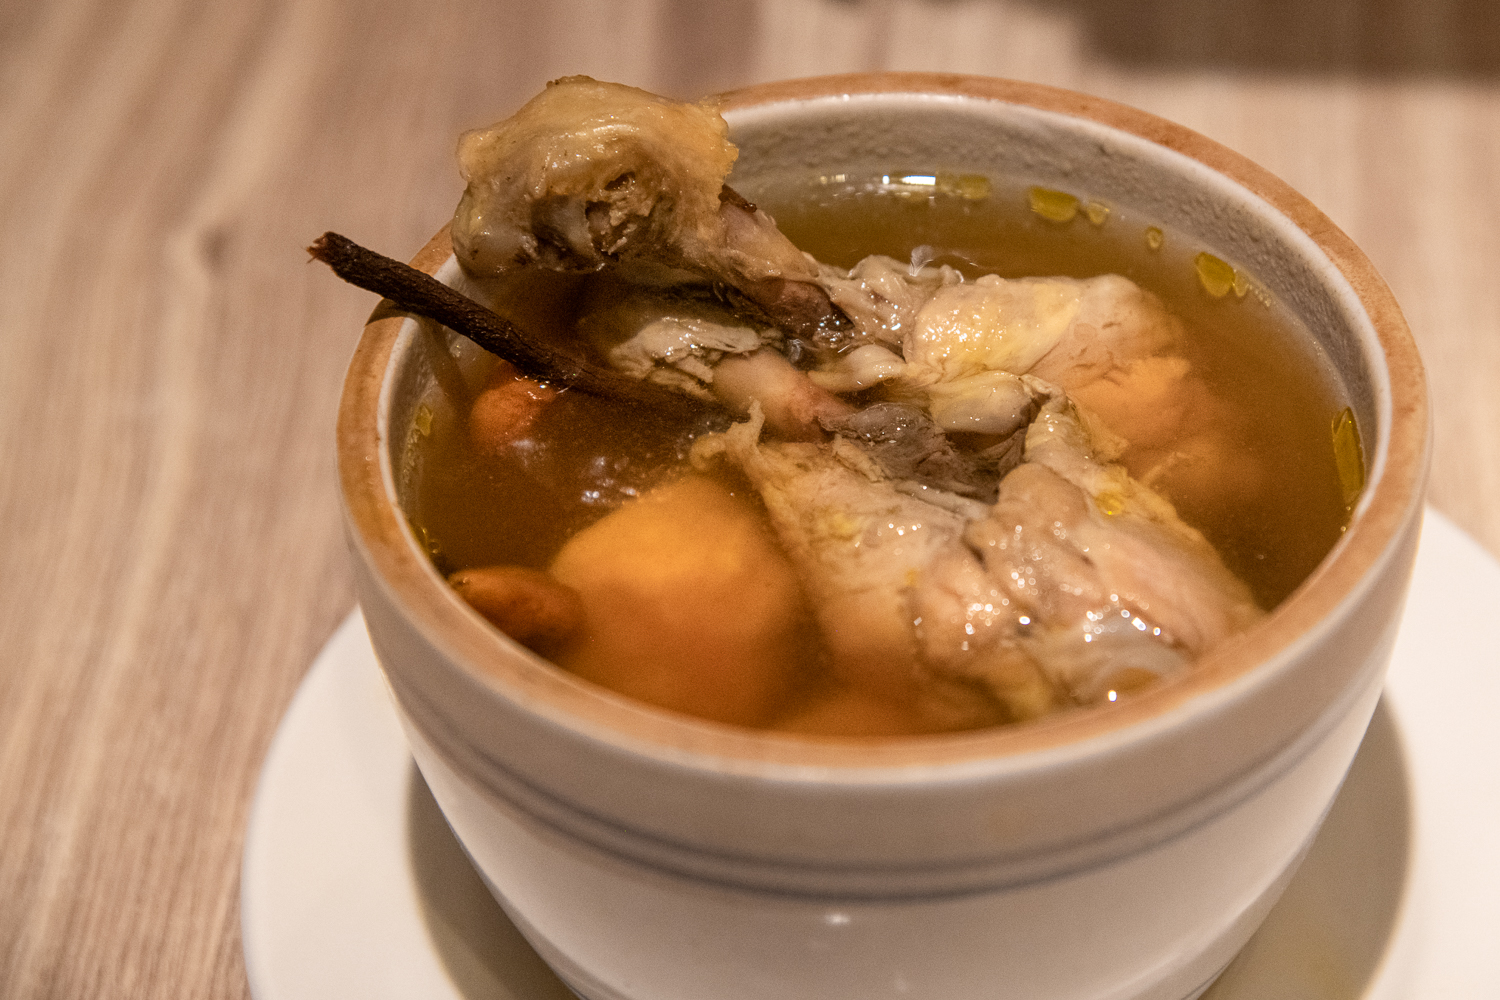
[815, 256, 1260, 509]
[444, 77, 1273, 733]
[572, 280, 853, 439]
[693, 381, 1262, 720]
[692, 404, 1051, 728]
[452, 76, 849, 342]
[966, 383, 1263, 702]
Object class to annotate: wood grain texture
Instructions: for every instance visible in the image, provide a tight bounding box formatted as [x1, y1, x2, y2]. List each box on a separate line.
[1, 0, 1495, 996]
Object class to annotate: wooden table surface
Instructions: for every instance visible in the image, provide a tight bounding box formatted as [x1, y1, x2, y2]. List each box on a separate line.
[3, 0, 1497, 995]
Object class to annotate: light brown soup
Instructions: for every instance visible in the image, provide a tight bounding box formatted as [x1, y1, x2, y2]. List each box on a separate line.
[757, 177, 1353, 609]
[408, 177, 1353, 728]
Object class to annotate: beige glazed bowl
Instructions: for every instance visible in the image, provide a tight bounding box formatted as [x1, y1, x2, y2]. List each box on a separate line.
[338, 74, 1429, 1000]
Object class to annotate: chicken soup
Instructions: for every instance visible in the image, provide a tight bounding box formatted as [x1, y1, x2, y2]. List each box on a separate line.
[405, 78, 1354, 737]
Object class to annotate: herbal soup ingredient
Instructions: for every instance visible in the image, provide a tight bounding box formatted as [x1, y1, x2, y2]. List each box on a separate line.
[432, 77, 1286, 735]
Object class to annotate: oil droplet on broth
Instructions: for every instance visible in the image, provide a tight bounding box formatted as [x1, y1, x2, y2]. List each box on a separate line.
[1145, 226, 1164, 250]
[1332, 407, 1365, 508]
[1196, 252, 1240, 298]
[1029, 187, 1080, 223]
[1085, 200, 1111, 226]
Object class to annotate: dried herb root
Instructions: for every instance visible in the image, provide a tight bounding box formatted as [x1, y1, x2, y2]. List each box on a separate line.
[308, 231, 713, 421]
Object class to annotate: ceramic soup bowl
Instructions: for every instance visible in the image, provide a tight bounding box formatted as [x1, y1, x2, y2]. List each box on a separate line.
[337, 73, 1428, 1000]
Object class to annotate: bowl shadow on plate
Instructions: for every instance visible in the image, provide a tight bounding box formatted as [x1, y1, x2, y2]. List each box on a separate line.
[404, 763, 576, 998]
[1204, 697, 1412, 999]
[402, 700, 1411, 1000]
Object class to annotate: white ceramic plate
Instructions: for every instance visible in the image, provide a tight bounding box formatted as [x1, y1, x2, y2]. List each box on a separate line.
[241, 507, 1500, 1000]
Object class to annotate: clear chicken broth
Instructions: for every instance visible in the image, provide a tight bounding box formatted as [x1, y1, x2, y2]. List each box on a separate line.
[407, 178, 1352, 730]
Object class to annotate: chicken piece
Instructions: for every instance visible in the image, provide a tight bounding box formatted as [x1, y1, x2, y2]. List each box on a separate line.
[817, 254, 962, 350]
[924, 370, 1038, 438]
[709, 349, 855, 441]
[1065, 353, 1264, 507]
[573, 281, 853, 440]
[692, 406, 1056, 730]
[817, 401, 1021, 501]
[814, 263, 1189, 440]
[898, 273, 1185, 421]
[453, 76, 735, 277]
[547, 474, 814, 727]
[452, 76, 848, 341]
[967, 385, 1264, 700]
[824, 263, 1255, 512]
[573, 282, 770, 399]
[885, 272, 1177, 384]
[814, 263, 1198, 449]
[804, 343, 907, 394]
[692, 410, 958, 690]
[697, 379, 1262, 720]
